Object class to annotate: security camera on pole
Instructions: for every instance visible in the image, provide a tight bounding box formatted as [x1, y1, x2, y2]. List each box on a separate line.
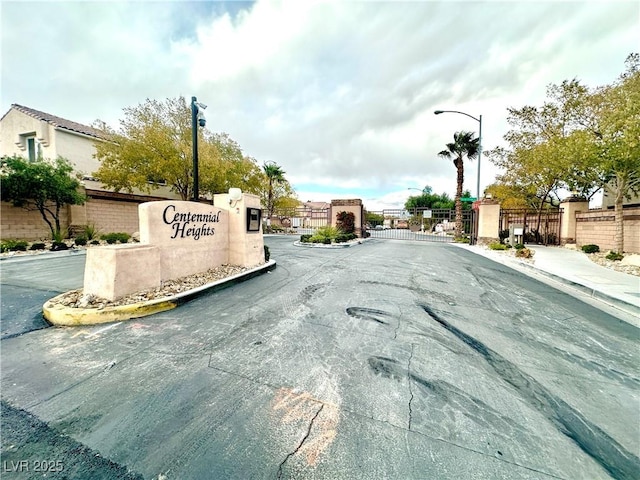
[191, 96, 207, 202]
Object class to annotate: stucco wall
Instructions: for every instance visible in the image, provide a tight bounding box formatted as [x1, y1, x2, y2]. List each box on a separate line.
[575, 207, 640, 253]
[330, 199, 364, 237]
[54, 129, 101, 175]
[0, 108, 101, 175]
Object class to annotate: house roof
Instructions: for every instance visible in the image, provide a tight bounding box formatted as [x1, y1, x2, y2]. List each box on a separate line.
[8, 104, 107, 140]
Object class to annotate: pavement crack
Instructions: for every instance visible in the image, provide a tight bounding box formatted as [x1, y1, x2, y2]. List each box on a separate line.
[277, 403, 324, 479]
[407, 343, 415, 431]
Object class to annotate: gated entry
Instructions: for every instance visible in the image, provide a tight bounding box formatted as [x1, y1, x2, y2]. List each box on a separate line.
[499, 208, 562, 246]
[365, 208, 476, 244]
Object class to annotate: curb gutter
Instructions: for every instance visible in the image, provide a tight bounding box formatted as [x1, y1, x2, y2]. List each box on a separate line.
[43, 260, 277, 326]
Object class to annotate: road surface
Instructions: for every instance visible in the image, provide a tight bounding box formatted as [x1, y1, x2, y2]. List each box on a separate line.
[1, 237, 638, 479]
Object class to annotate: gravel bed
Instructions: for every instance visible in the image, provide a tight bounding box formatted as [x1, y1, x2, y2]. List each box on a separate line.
[50, 264, 253, 309]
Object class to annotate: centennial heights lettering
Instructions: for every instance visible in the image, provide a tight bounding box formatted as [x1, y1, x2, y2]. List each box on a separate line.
[162, 204, 220, 240]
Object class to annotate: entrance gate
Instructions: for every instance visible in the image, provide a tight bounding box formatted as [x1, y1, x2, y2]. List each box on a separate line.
[499, 208, 562, 246]
[365, 208, 476, 244]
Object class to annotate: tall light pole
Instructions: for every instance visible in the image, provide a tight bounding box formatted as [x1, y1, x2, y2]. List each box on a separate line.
[434, 109, 483, 200]
[191, 96, 207, 202]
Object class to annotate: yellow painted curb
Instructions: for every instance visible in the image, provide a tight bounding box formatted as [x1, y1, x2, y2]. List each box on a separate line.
[43, 295, 177, 326]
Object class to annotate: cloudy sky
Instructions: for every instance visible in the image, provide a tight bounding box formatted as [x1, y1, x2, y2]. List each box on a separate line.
[2, 1, 637, 210]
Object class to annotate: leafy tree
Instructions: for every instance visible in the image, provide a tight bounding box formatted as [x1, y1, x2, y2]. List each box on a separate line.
[583, 53, 640, 251]
[437, 131, 479, 237]
[0, 156, 85, 240]
[488, 54, 640, 250]
[404, 185, 454, 210]
[93, 97, 259, 200]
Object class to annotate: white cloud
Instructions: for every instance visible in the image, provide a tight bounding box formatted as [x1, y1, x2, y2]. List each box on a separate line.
[2, 0, 637, 210]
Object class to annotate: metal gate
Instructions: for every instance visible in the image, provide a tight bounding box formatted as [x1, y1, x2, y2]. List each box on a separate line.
[365, 207, 476, 244]
[267, 206, 331, 234]
[499, 208, 562, 246]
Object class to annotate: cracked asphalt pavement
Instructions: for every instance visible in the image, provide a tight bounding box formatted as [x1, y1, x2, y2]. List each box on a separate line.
[1, 237, 639, 479]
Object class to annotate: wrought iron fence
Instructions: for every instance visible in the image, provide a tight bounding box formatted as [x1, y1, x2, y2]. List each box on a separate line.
[499, 208, 562, 245]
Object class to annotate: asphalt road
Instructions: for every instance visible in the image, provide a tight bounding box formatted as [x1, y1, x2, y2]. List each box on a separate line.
[1, 237, 638, 479]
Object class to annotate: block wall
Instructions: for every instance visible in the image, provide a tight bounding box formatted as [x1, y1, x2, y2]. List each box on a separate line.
[575, 207, 640, 253]
[84, 198, 140, 235]
[1, 201, 69, 240]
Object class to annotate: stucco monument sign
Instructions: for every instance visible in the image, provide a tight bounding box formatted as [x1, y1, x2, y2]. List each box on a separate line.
[43, 190, 272, 325]
[83, 191, 266, 302]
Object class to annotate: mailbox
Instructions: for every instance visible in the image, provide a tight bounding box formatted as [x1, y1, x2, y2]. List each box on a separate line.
[246, 208, 261, 232]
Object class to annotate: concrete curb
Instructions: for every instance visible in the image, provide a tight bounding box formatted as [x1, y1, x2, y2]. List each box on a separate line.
[1, 248, 87, 263]
[454, 244, 640, 318]
[43, 260, 277, 326]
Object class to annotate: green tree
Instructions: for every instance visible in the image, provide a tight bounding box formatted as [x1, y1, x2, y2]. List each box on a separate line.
[404, 185, 454, 210]
[0, 156, 85, 240]
[437, 131, 479, 237]
[93, 97, 259, 200]
[583, 54, 640, 252]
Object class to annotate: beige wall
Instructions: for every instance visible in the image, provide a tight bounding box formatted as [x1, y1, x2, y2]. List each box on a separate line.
[575, 207, 640, 253]
[1, 201, 69, 241]
[0, 109, 102, 175]
[54, 129, 101, 176]
[84, 198, 141, 235]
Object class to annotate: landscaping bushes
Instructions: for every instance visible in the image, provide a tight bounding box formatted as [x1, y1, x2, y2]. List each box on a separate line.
[581, 244, 600, 254]
[100, 232, 131, 244]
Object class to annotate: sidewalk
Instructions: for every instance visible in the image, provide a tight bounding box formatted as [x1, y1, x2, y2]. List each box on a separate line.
[458, 244, 640, 320]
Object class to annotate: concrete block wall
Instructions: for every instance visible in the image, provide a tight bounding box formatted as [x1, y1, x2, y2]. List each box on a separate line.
[84, 198, 140, 235]
[575, 207, 640, 253]
[1, 201, 69, 240]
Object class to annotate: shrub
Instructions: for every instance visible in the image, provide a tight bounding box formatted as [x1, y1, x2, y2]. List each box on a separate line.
[300, 234, 312, 243]
[310, 226, 340, 244]
[514, 243, 525, 250]
[10, 240, 28, 251]
[454, 236, 471, 244]
[101, 232, 131, 244]
[606, 251, 624, 261]
[264, 245, 270, 262]
[515, 247, 533, 258]
[29, 242, 46, 250]
[581, 244, 600, 254]
[90, 240, 100, 245]
[50, 242, 69, 251]
[499, 229, 510, 242]
[74, 236, 87, 246]
[489, 242, 508, 251]
[336, 211, 356, 234]
[335, 234, 349, 243]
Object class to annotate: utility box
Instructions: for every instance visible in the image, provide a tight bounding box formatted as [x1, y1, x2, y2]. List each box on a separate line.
[509, 224, 524, 245]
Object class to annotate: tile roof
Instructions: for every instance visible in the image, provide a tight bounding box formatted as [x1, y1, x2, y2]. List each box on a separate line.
[9, 104, 107, 140]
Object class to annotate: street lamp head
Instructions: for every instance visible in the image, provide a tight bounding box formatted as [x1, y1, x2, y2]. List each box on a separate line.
[434, 110, 443, 115]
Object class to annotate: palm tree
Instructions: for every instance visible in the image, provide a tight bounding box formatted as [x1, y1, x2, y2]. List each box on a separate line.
[263, 161, 286, 218]
[438, 131, 480, 238]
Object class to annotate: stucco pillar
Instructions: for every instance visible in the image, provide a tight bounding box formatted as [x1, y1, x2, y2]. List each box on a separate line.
[477, 199, 501, 245]
[213, 192, 265, 267]
[559, 196, 589, 245]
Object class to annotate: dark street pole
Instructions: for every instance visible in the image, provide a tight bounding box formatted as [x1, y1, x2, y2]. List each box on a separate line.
[191, 96, 199, 202]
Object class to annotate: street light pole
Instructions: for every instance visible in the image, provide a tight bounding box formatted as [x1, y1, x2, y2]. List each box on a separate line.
[434, 109, 483, 200]
[191, 96, 199, 202]
[191, 96, 207, 202]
